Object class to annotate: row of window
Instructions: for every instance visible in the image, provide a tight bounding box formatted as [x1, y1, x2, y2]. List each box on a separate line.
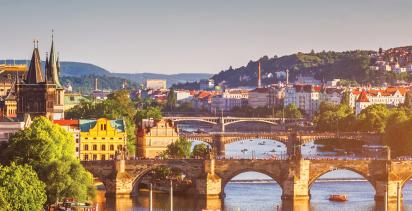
[83, 154, 115, 161]
[83, 144, 123, 151]
[84, 137, 123, 140]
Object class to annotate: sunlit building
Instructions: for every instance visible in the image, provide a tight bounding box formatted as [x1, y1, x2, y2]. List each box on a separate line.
[136, 119, 179, 158]
[79, 118, 127, 161]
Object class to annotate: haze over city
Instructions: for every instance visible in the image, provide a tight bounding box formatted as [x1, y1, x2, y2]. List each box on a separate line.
[1, 0, 412, 74]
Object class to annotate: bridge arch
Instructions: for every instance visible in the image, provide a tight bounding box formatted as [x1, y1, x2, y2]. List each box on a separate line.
[220, 169, 284, 195]
[172, 119, 217, 125]
[131, 165, 194, 193]
[308, 167, 376, 192]
[224, 119, 279, 127]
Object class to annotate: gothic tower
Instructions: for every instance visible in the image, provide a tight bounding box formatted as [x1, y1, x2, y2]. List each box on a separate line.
[16, 37, 65, 120]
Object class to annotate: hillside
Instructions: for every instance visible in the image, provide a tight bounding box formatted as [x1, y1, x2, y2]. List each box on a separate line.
[0, 60, 212, 90]
[174, 46, 412, 89]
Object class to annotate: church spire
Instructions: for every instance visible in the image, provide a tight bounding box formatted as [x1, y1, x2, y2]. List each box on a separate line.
[25, 39, 44, 84]
[47, 30, 61, 87]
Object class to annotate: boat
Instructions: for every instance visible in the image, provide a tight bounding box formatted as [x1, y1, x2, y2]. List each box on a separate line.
[329, 194, 348, 202]
[241, 148, 248, 153]
[249, 139, 253, 142]
[270, 149, 276, 153]
[258, 142, 266, 145]
[277, 145, 281, 147]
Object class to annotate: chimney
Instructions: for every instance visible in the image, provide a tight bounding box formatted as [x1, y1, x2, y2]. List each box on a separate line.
[257, 62, 262, 88]
[95, 78, 98, 91]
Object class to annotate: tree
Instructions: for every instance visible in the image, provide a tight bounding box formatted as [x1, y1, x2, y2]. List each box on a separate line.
[284, 103, 303, 118]
[357, 104, 391, 133]
[166, 88, 177, 111]
[403, 92, 412, 108]
[162, 138, 192, 159]
[192, 143, 209, 158]
[3, 117, 95, 205]
[314, 102, 354, 132]
[135, 107, 163, 125]
[0, 163, 47, 211]
[340, 91, 350, 106]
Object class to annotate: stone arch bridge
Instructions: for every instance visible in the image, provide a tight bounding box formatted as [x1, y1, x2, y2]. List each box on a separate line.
[164, 116, 302, 132]
[82, 158, 412, 208]
[182, 132, 382, 156]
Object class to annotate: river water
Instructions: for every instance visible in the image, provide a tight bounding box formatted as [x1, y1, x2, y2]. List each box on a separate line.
[94, 139, 412, 211]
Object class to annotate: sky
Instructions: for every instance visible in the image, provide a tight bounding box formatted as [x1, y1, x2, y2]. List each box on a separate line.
[1, 0, 412, 74]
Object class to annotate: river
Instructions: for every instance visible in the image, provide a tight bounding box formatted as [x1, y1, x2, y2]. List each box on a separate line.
[94, 139, 412, 210]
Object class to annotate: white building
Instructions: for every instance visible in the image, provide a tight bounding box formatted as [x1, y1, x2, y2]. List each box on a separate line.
[146, 79, 167, 90]
[352, 87, 406, 115]
[211, 89, 248, 112]
[248, 88, 271, 108]
[175, 90, 192, 102]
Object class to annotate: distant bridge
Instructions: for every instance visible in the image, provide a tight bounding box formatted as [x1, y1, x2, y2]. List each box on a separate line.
[182, 131, 382, 156]
[164, 116, 302, 132]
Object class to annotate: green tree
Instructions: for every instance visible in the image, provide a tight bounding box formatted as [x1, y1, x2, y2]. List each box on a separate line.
[192, 143, 209, 158]
[314, 102, 354, 132]
[0, 163, 47, 211]
[284, 103, 303, 118]
[135, 107, 163, 125]
[403, 92, 412, 108]
[340, 91, 350, 106]
[166, 88, 177, 111]
[162, 138, 192, 159]
[3, 117, 95, 205]
[357, 104, 391, 133]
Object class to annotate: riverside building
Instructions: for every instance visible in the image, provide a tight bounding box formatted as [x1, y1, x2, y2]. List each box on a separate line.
[79, 118, 127, 161]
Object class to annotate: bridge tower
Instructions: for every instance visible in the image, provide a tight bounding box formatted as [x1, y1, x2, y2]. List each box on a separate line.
[105, 158, 134, 195]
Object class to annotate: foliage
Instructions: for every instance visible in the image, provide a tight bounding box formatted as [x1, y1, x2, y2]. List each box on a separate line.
[135, 106, 163, 125]
[161, 137, 192, 159]
[283, 103, 303, 118]
[66, 90, 137, 154]
[2, 117, 95, 205]
[192, 143, 210, 158]
[314, 102, 354, 132]
[166, 88, 177, 111]
[0, 163, 47, 211]
[357, 104, 392, 133]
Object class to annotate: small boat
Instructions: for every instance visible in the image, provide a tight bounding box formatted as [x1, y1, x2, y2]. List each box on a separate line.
[311, 146, 315, 149]
[249, 139, 253, 142]
[241, 148, 248, 153]
[270, 149, 276, 153]
[258, 142, 266, 145]
[329, 194, 348, 202]
[277, 145, 281, 147]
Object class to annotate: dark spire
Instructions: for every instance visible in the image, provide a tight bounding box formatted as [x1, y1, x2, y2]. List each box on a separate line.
[47, 31, 61, 87]
[25, 40, 44, 84]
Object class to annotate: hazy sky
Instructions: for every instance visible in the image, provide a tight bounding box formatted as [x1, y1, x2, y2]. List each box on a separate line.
[1, 0, 412, 74]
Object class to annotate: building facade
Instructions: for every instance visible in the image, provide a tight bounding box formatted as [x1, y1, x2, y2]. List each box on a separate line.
[16, 39, 64, 120]
[53, 119, 81, 157]
[136, 119, 179, 158]
[146, 79, 167, 90]
[79, 118, 127, 161]
[353, 87, 406, 115]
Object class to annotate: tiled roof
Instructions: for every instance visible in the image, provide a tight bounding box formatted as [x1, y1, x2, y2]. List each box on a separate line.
[53, 119, 79, 127]
[357, 91, 370, 102]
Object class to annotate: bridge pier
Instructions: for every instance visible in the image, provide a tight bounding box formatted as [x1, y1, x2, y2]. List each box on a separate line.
[281, 160, 310, 201]
[375, 180, 403, 202]
[213, 135, 226, 158]
[195, 159, 222, 199]
[105, 159, 134, 196]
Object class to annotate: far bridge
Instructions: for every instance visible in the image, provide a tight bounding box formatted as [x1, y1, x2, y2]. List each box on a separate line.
[164, 116, 302, 132]
[182, 131, 382, 157]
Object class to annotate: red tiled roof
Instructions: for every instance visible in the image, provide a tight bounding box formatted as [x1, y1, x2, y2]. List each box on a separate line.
[53, 119, 79, 127]
[357, 91, 370, 102]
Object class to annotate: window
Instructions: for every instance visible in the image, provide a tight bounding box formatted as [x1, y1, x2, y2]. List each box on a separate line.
[101, 145, 106, 151]
[84, 145, 89, 151]
[110, 145, 114, 151]
[117, 145, 122, 150]
[93, 155, 97, 160]
[109, 155, 114, 160]
[84, 154, 89, 160]
[101, 155, 106, 160]
[70, 96, 75, 101]
[76, 147, 79, 152]
[93, 145, 97, 151]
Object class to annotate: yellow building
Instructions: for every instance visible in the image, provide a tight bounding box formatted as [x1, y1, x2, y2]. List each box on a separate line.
[79, 118, 126, 161]
[136, 119, 179, 158]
